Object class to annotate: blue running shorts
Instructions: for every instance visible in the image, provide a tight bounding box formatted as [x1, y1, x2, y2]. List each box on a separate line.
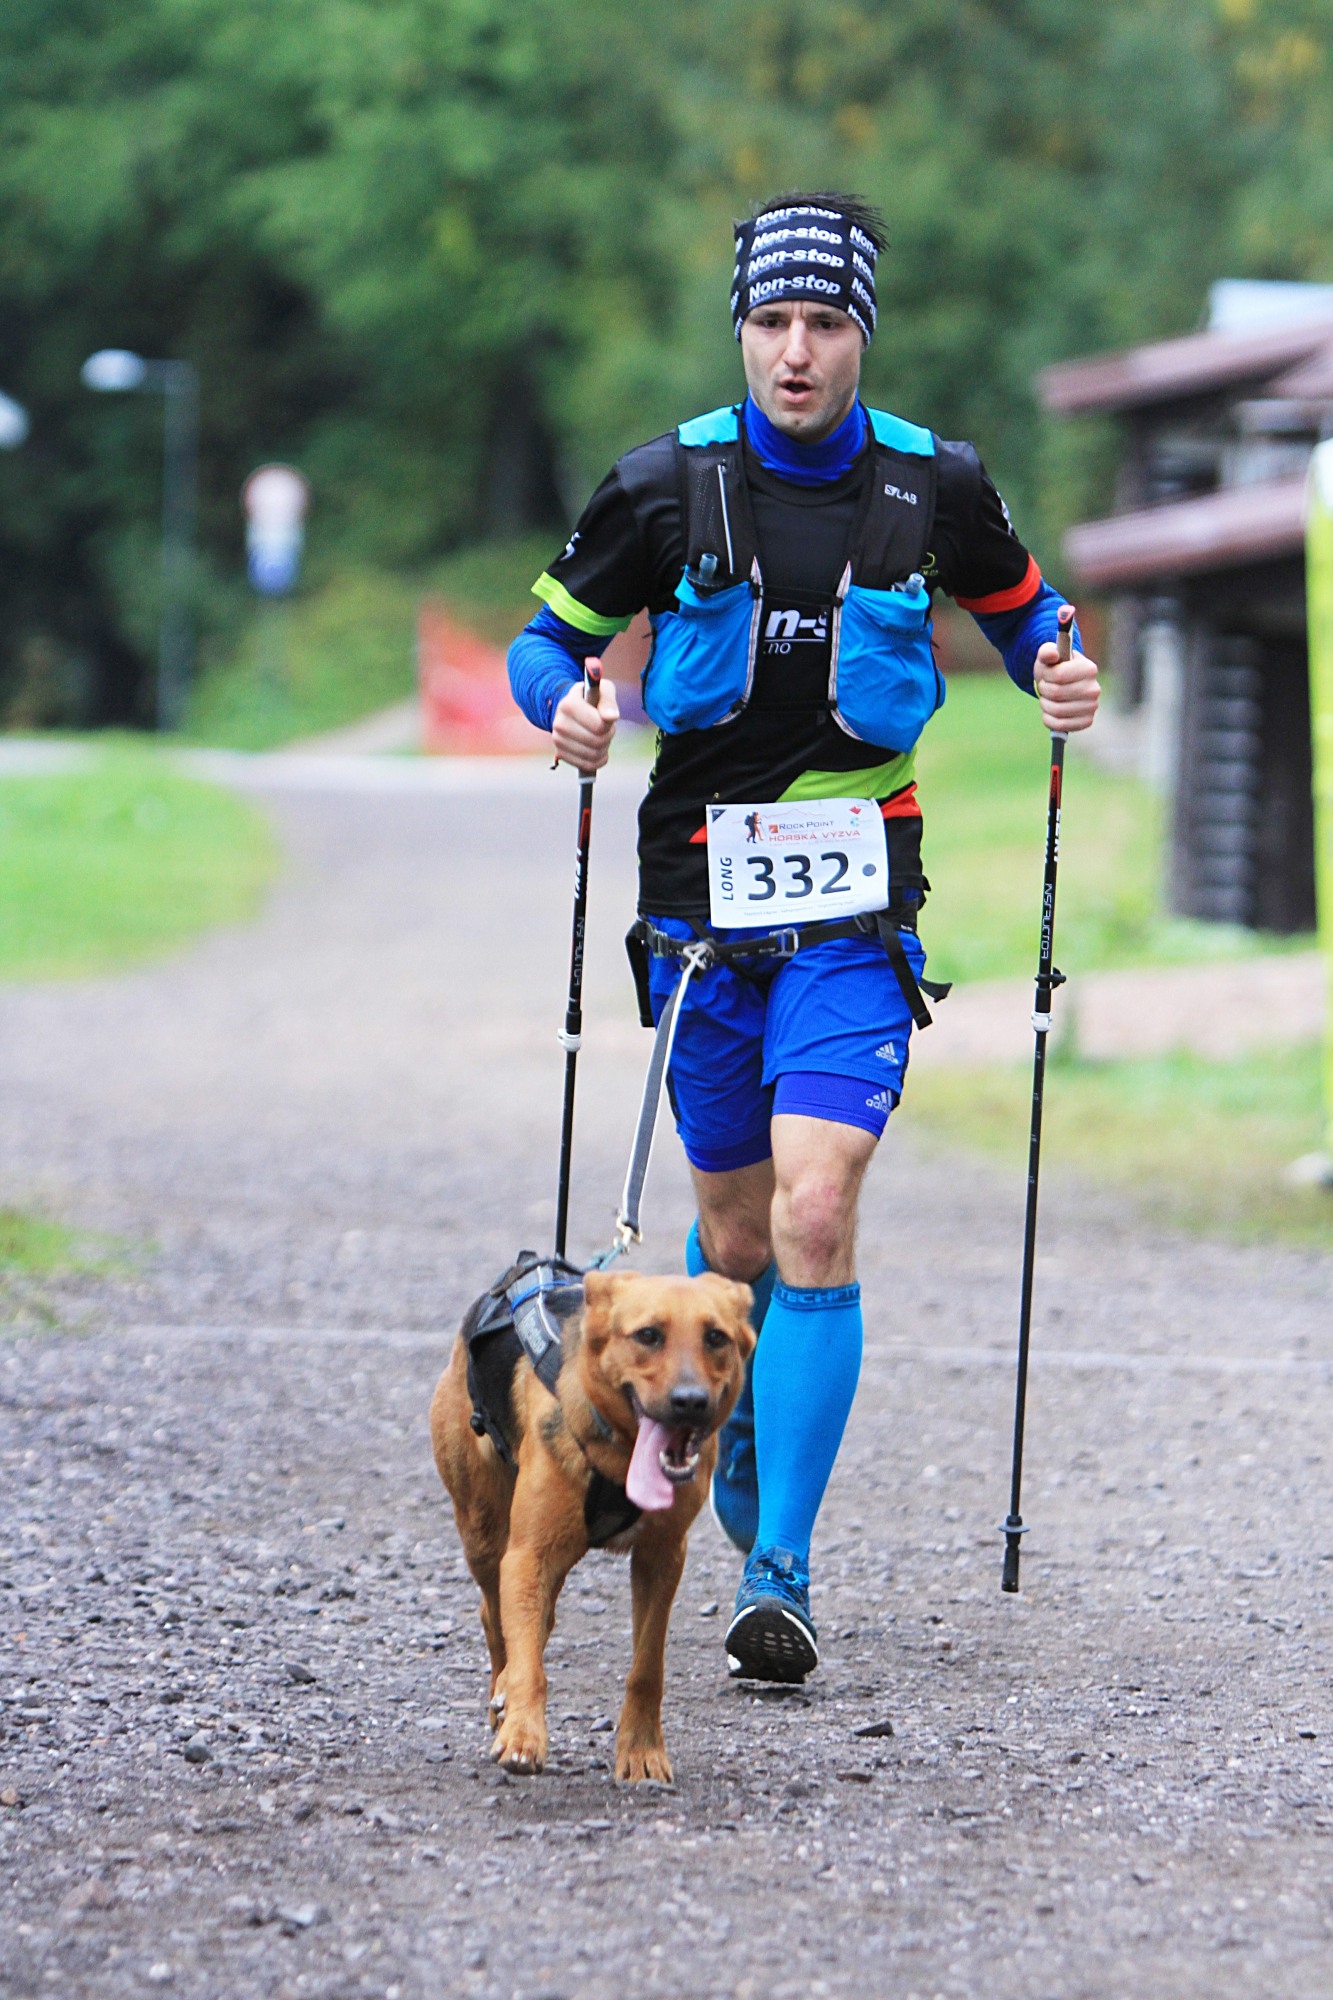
[645, 917, 929, 1174]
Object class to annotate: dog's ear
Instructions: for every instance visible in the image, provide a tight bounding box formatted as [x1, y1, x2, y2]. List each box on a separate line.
[712, 1276, 757, 1357]
[583, 1270, 635, 1307]
[701, 1273, 754, 1318]
[582, 1269, 633, 1339]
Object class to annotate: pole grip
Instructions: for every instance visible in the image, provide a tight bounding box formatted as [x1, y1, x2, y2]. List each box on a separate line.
[551, 660, 603, 770]
[1056, 603, 1075, 663]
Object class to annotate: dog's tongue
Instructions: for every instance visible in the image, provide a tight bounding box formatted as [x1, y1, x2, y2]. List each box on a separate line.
[625, 1414, 677, 1511]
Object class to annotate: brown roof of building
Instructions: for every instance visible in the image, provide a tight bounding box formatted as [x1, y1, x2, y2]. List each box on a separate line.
[1267, 343, 1333, 400]
[1062, 476, 1307, 589]
[1039, 321, 1333, 416]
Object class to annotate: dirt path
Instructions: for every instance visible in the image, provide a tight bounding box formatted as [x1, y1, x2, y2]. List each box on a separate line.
[3, 756, 1333, 1999]
[912, 951, 1325, 1068]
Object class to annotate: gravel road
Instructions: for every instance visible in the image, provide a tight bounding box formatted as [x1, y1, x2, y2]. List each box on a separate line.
[3, 756, 1333, 2000]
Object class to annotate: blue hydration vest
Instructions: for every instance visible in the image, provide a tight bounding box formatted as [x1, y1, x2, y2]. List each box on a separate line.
[618, 404, 943, 748]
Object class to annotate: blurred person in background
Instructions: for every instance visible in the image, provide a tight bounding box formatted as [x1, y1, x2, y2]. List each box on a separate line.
[509, 192, 1099, 1684]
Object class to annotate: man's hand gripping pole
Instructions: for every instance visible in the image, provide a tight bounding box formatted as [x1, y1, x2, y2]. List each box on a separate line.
[1001, 604, 1074, 1594]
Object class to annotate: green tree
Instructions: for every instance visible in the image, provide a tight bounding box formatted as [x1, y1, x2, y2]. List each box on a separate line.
[0, 0, 1331, 721]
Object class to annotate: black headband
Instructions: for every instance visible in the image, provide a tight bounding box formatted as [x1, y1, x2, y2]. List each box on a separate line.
[731, 204, 878, 343]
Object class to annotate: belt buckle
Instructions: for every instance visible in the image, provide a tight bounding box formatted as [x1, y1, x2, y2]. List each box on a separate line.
[771, 926, 801, 959]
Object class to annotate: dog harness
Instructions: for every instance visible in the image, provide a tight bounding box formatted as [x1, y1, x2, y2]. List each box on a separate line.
[461, 1251, 643, 1547]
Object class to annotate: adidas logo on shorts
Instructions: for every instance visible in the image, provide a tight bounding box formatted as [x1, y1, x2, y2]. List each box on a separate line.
[864, 1089, 894, 1114]
[874, 1042, 898, 1062]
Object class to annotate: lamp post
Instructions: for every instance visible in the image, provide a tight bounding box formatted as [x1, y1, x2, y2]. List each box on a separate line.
[0, 392, 29, 451]
[81, 348, 199, 731]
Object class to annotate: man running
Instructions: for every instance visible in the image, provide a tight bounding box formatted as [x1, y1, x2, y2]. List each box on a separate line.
[508, 191, 1099, 1683]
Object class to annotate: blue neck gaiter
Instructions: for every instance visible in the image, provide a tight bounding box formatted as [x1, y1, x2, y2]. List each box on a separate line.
[742, 394, 866, 487]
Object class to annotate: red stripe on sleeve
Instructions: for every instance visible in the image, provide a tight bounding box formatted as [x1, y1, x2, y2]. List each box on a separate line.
[880, 785, 920, 821]
[954, 552, 1042, 616]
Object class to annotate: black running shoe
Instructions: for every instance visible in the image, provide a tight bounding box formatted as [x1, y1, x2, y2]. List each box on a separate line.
[725, 1546, 818, 1683]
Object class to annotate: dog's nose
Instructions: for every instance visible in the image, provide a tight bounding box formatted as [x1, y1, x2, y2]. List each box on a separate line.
[668, 1383, 710, 1420]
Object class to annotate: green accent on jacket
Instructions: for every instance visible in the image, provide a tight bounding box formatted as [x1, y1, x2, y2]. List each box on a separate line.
[531, 572, 632, 638]
[778, 751, 917, 804]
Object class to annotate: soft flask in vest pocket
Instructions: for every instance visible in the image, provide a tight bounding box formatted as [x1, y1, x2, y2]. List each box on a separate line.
[642, 568, 761, 734]
[829, 569, 944, 749]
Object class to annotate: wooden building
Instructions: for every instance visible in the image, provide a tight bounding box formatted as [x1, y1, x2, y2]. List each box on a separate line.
[1039, 283, 1333, 933]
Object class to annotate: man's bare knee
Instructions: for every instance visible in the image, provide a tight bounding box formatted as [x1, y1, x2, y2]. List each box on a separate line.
[692, 1159, 774, 1280]
[773, 1173, 852, 1275]
[698, 1212, 771, 1281]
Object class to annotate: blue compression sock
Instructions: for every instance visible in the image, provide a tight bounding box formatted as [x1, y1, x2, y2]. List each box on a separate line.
[685, 1218, 774, 1426]
[752, 1282, 863, 1562]
[685, 1216, 775, 1324]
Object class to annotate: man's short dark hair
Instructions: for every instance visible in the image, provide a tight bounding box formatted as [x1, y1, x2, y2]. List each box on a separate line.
[748, 190, 887, 256]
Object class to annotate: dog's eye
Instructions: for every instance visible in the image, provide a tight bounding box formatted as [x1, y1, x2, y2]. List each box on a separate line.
[631, 1325, 665, 1350]
[703, 1326, 731, 1351]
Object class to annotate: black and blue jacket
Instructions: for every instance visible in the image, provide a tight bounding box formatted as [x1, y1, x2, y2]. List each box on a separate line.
[510, 397, 1071, 916]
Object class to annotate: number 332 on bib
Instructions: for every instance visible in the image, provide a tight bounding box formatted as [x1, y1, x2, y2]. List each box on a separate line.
[705, 799, 890, 930]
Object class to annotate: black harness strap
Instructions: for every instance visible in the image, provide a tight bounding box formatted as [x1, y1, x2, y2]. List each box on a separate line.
[626, 909, 952, 1028]
[584, 1473, 643, 1546]
[463, 1294, 524, 1467]
[874, 915, 947, 1031]
[626, 922, 655, 1029]
[463, 1250, 582, 1463]
[506, 1257, 582, 1396]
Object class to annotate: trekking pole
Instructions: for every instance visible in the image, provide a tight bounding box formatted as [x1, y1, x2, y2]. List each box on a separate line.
[1001, 603, 1075, 1594]
[554, 662, 602, 1260]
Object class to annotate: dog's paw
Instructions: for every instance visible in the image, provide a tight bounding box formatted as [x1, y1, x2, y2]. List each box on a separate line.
[488, 1675, 507, 1726]
[615, 1739, 673, 1785]
[491, 1713, 547, 1776]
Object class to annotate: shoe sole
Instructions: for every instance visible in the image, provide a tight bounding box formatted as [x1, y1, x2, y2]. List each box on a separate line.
[709, 1476, 757, 1557]
[725, 1601, 818, 1684]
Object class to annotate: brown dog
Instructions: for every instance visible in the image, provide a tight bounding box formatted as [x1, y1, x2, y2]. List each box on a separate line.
[430, 1268, 754, 1782]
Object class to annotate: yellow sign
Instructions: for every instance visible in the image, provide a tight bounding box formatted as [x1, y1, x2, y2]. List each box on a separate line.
[1305, 443, 1333, 1162]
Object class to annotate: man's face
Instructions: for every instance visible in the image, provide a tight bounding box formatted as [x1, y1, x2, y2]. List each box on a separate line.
[740, 300, 864, 444]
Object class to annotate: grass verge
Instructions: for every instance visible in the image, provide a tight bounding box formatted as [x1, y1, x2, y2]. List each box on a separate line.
[916, 675, 1311, 983]
[900, 1043, 1333, 1248]
[0, 1208, 133, 1279]
[0, 750, 275, 978]
[0, 1205, 141, 1331]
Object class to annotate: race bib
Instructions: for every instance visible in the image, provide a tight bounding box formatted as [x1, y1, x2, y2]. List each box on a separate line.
[706, 799, 890, 930]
